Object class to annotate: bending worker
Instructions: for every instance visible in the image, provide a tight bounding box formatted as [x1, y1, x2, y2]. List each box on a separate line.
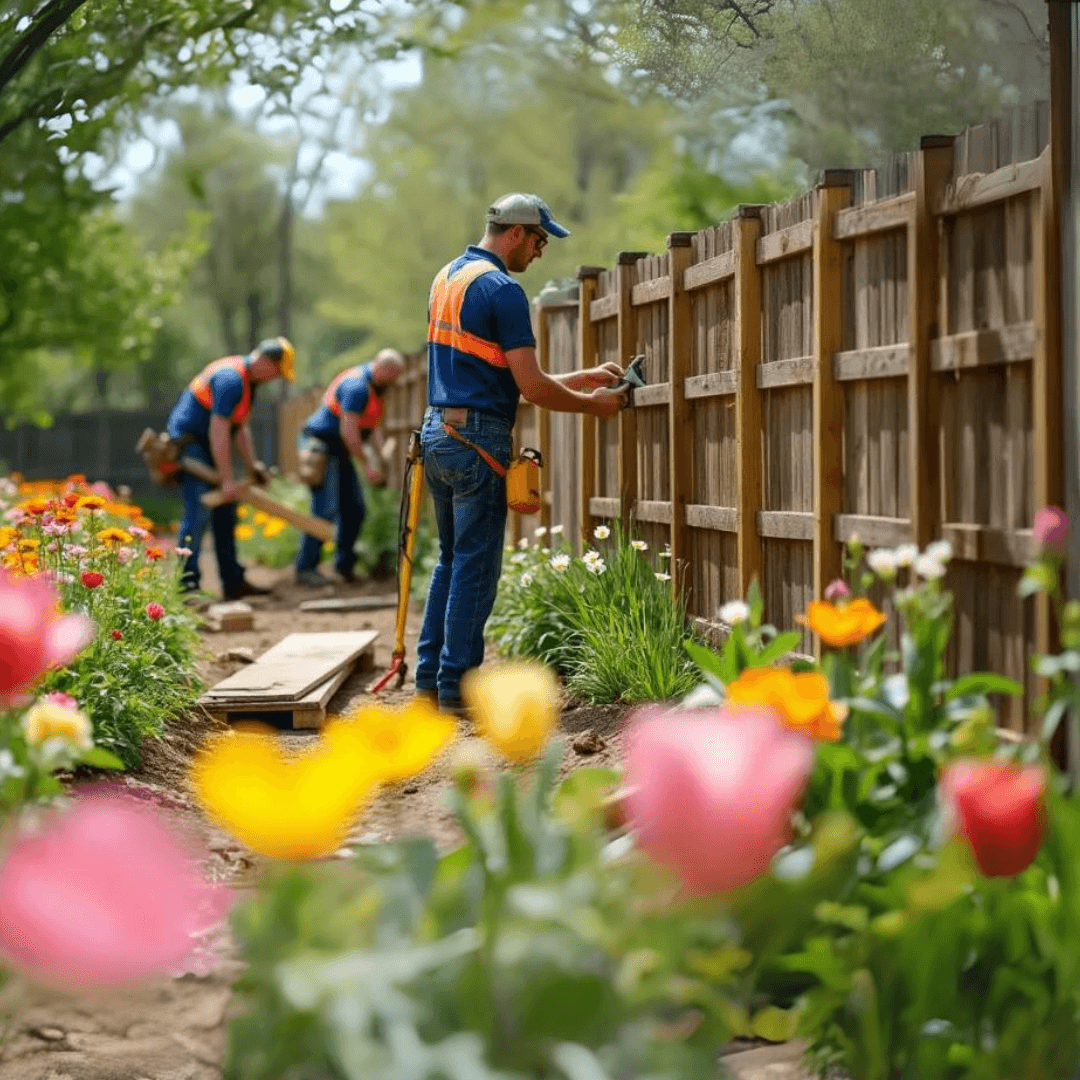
[415, 193, 626, 715]
[166, 337, 294, 599]
[295, 348, 406, 587]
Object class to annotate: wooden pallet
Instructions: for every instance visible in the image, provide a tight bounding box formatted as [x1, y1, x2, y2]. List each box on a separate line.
[199, 630, 378, 730]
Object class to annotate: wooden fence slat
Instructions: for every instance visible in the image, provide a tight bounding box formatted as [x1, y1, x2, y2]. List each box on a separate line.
[685, 371, 737, 398]
[834, 192, 915, 240]
[757, 219, 814, 264]
[617, 253, 646, 531]
[536, 299, 552, 531]
[684, 250, 736, 291]
[578, 267, 602, 547]
[631, 277, 672, 306]
[590, 294, 619, 322]
[835, 513, 911, 546]
[757, 356, 816, 388]
[936, 153, 1046, 215]
[667, 233, 695, 600]
[930, 322, 1037, 370]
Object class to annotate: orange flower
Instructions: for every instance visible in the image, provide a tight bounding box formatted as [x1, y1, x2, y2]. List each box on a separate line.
[134, 516, 154, 531]
[96, 527, 133, 547]
[798, 598, 886, 649]
[726, 666, 847, 741]
[0, 528, 19, 549]
[76, 495, 108, 513]
[19, 499, 53, 517]
[16, 539, 40, 552]
[145, 547, 164, 561]
[53, 508, 77, 525]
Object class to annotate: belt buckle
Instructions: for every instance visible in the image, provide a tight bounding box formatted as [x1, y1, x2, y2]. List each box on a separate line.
[442, 407, 468, 426]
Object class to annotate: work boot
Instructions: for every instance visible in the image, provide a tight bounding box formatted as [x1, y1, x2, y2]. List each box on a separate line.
[297, 569, 332, 588]
[224, 579, 272, 600]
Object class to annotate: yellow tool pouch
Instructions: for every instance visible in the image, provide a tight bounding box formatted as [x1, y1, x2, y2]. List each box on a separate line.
[442, 425, 543, 515]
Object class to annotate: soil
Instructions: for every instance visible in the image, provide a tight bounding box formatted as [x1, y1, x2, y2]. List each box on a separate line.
[0, 557, 812, 1080]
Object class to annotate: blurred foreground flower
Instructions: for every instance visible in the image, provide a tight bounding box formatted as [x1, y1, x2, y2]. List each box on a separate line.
[0, 572, 94, 703]
[192, 728, 381, 860]
[325, 699, 456, 783]
[799, 597, 885, 648]
[939, 758, 1047, 877]
[1033, 505, 1068, 553]
[22, 696, 92, 752]
[726, 666, 846, 741]
[462, 660, 558, 763]
[625, 707, 815, 894]
[0, 791, 230, 987]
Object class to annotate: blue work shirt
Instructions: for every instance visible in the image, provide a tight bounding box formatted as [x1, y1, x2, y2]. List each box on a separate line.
[304, 365, 375, 439]
[167, 367, 250, 441]
[427, 247, 535, 426]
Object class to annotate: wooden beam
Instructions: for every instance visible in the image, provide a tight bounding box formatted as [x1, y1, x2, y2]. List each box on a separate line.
[635, 499, 673, 524]
[632, 382, 671, 407]
[833, 192, 915, 240]
[577, 266, 601, 549]
[834, 343, 911, 381]
[616, 252, 643, 532]
[757, 356, 816, 388]
[686, 504, 738, 532]
[735, 207, 764, 598]
[630, 276, 672, 306]
[929, 322, 1037, 371]
[935, 153, 1045, 215]
[666, 232, 695, 601]
[834, 513, 912, 547]
[589, 496, 619, 519]
[757, 218, 814, 264]
[813, 174, 852, 609]
[758, 510, 816, 541]
[684, 250, 735, 291]
[589, 293, 619, 321]
[685, 371, 737, 398]
[939, 522, 1035, 567]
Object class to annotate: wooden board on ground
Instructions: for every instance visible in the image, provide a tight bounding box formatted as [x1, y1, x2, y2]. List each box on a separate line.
[204, 601, 254, 632]
[200, 631, 378, 705]
[298, 595, 397, 613]
[202, 662, 355, 730]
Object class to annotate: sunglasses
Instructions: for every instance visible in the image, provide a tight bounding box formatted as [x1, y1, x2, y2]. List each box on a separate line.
[523, 226, 548, 250]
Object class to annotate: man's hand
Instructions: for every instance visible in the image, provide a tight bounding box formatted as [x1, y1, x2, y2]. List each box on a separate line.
[586, 386, 627, 418]
[578, 363, 624, 389]
[218, 479, 245, 504]
[250, 461, 272, 486]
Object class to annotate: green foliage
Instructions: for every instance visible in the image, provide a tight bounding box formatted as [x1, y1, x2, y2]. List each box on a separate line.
[488, 522, 699, 704]
[224, 744, 740, 1080]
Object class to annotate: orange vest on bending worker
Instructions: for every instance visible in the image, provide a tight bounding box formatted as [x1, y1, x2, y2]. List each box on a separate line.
[427, 260, 509, 368]
[322, 365, 384, 431]
[188, 357, 253, 424]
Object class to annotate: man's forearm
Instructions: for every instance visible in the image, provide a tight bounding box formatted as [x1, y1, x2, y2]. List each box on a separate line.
[522, 372, 595, 413]
[209, 420, 234, 480]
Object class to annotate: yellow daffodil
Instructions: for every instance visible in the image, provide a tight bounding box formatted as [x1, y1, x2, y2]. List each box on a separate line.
[22, 699, 93, 751]
[726, 666, 847, 741]
[798, 598, 886, 648]
[263, 518, 287, 539]
[191, 728, 381, 861]
[462, 660, 559, 763]
[235, 524, 255, 540]
[324, 699, 457, 783]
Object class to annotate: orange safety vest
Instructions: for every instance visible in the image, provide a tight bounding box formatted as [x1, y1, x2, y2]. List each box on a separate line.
[189, 357, 253, 424]
[323, 365, 384, 430]
[427, 259, 509, 368]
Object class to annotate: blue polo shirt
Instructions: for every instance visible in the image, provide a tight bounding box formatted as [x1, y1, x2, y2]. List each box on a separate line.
[167, 366, 250, 441]
[305, 365, 375, 439]
[427, 247, 535, 426]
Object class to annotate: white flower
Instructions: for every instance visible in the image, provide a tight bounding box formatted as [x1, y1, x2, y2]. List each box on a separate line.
[630, 539, 648, 551]
[534, 526, 548, 538]
[510, 552, 527, 564]
[659, 546, 672, 560]
[655, 572, 671, 582]
[593, 524, 611, 540]
[719, 600, 750, 625]
[585, 558, 606, 575]
[914, 554, 947, 580]
[867, 549, 899, 578]
[893, 543, 918, 567]
[549, 524, 564, 535]
[517, 537, 530, 550]
[550, 553, 571, 572]
[521, 571, 534, 587]
[924, 539, 953, 563]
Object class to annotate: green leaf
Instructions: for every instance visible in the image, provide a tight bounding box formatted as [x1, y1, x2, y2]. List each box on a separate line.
[750, 1005, 799, 1043]
[945, 672, 1024, 699]
[80, 747, 125, 770]
[685, 640, 725, 681]
[755, 630, 803, 666]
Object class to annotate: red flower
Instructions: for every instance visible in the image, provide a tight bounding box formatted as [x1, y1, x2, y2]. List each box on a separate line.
[1033, 506, 1068, 552]
[80, 572, 103, 590]
[110, 630, 123, 641]
[62, 493, 79, 509]
[145, 547, 164, 561]
[940, 759, 1048, 877]
[146, 603, 165, 621]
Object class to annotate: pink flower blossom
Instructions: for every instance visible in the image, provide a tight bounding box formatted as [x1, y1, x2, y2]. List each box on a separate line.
[824, 578, 852, 602]
[146, 602, 165, 621]
[115, 548, 131, 565]
[43, 542, 58, 553]
[0, 790, 232, 987]
[43, 691, 79, 711]
[625, 706, 816, 895]
[0, 572, 94, 703]
[66, 544, 87, 558]
[175, 546, 192, 558]
[1033, 506, 1068, 552]
[130, 526, 152, 541]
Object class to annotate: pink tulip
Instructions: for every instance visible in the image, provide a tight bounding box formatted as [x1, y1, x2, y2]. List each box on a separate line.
[146, 602, 165, 621]
[1033, 506, 1068, 552]
[0, 571, 94, 703]
[824, 578, 852, 602]
[624, 706, 816, 894]
[0, 790, 232, 987]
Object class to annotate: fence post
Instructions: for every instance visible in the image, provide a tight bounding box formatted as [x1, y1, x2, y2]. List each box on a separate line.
[617, 252, 647, 534]
[813, 171, 854, 610]
[909, 136, 954, 553]
[535, 300, 552, 532]
[734, 207, 764, 602]
[667, 232, 695, 600]
[577, 266, 602, 552]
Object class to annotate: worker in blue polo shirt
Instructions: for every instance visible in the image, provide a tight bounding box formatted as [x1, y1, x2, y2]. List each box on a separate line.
[166, 337, 294, 599]
[295, 348, 406, 587]
[416, 193, 627, 716]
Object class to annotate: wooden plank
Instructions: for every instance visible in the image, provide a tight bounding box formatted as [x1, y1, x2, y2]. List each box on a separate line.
[632, 382, 671, 407]
[735, 209, 764, 597]
[685, 371, 737, 398]
[617, 254, 642, 530]
[298, 595, 397, 613]
[814, 175, 852, 606]
[635, 499, 672, 524]
[589, 496, 619, 519]
[936, 152, 1046, 215]
[536, 301, 552, 531]
[834, 192, 915, 240]
[684, 250, 736, 291]
[757, 219, 814, 264]
[631, 276, 672, 306]
[205, 662, 355, 731]
[940, 522, 1035, 567]
[758, 510, 815, 540]
[834, 513, 912, 546]
[929, 322, 1037, 370]
[686, 504, 738, 532]
[667, 233, 695, 601]
[578, 268, 601, 546]
[757, 355, 816, 388]
[589, 293, 619, 322]
[834, 343, 910, 380]
[201, 631, 379, 703]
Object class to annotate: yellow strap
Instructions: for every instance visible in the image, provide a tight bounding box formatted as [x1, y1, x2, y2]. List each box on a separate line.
[442, 424, 507, 477]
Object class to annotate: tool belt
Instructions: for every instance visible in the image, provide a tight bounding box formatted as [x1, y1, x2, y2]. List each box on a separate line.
[442, 424, 542, 515]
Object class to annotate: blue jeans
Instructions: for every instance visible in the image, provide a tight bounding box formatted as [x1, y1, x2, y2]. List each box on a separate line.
[415, 408, 510, 707]
[175, 440, 244, 591]
[296, 432, 365, 576]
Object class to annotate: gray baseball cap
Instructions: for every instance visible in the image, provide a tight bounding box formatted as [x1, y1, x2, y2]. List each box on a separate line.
[486, 193, 570, 238]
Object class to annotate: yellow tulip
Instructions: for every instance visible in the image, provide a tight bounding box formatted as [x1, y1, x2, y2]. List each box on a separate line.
[191, 729, 380, 861]
[726, 666, 847, 741]
[462, 660, 559, 763]
[22, 700, 93, 752]
[325, 699, 456, 783]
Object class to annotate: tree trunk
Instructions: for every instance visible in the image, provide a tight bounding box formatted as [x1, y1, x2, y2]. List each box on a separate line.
[246, 291, 261, 351]
[278, 199, 293, 340]
[218, 301, 240, 355]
